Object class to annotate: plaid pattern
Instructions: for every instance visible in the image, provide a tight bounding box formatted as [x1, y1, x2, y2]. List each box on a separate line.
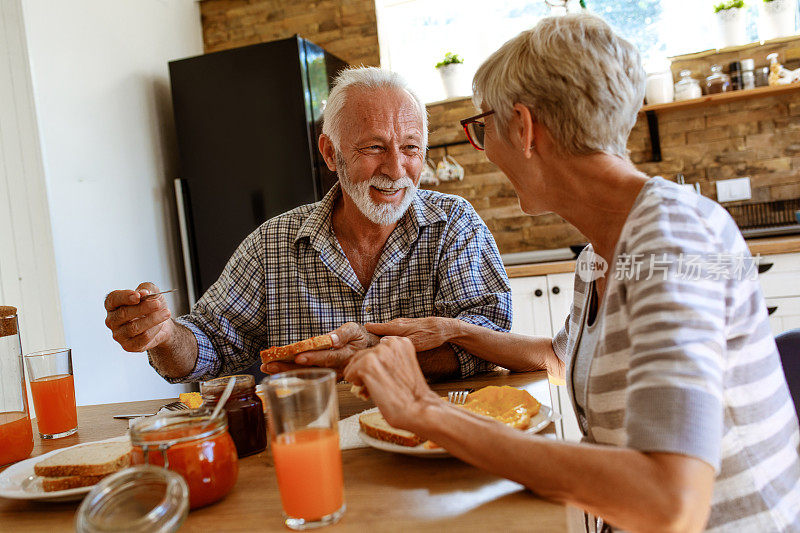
[156, 184, 511, 382]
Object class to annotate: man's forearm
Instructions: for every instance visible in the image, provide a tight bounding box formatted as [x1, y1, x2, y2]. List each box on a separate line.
[148, 320, 200, 379]
[417, 345, 459, 382]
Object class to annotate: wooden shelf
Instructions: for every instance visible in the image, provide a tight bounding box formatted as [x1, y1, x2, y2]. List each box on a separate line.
[639, 83, 800, 114]
[638, 83, 800, 162]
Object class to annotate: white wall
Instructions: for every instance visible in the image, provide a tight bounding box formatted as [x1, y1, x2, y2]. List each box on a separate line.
[20, 0, 204, 405]
[0, 0, 65, 419]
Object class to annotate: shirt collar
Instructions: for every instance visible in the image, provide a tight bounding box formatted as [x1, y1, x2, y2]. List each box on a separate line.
[294, 182, 448, 249]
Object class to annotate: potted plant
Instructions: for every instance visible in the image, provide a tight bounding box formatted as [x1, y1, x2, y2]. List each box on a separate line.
[758, 0, 797, 41]
[714, 0, 747, 48]
[435, 52, 466, 99]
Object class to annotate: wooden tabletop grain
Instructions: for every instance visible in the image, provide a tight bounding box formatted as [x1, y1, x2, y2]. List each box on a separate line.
[0, 370, 568, 532]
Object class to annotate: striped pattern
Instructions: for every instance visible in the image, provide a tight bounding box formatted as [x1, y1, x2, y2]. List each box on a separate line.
[553, 177, 800, 531]
[158, 184, 512, 382]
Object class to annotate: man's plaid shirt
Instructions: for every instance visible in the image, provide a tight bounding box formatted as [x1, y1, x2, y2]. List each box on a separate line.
[157, 184, 512, 382]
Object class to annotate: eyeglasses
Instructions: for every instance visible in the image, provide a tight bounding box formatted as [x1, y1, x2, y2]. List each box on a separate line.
[460, 110, 495, 151]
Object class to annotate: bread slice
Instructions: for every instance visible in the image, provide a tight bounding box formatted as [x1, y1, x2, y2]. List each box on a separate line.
[350, 384, 370, 401]
[260, 334, 334, 364]
[34, 441, 132, 477]
[42, 474, 107, 492]
[359, 411, 424, 447]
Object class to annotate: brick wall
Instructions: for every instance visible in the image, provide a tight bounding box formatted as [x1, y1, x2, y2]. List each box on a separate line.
[427, 45, 800, 254]
[200, 0, 379, 66]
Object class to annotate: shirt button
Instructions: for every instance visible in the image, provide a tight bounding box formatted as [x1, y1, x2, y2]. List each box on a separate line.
[364, 305, 373, 313]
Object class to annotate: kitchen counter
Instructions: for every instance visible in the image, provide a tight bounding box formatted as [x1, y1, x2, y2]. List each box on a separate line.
[506, 235, 800, 278]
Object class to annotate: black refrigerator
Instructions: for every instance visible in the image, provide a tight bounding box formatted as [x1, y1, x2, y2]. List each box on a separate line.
[169, 36, 348, 307]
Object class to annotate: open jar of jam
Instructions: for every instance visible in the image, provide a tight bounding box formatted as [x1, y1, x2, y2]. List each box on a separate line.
[129, 411, 238, 509]
[201, 375, 266, 458]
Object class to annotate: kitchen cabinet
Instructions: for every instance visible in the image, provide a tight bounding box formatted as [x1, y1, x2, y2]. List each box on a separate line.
[758, 252, 800, 336]
[509, 273, 581, 441]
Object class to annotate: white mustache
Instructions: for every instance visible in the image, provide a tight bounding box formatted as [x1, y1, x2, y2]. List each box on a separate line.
[368, 176, 415, 191]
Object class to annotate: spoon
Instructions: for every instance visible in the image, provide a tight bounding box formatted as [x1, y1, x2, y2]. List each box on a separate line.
[209, 376, 236, 421]
[140, 288, 178, 301]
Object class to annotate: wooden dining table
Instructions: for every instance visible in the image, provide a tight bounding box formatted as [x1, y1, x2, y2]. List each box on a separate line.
[0, 370, 569, 532]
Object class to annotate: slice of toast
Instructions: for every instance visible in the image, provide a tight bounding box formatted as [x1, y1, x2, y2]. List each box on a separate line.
[34, 441, 132, 478]
[359, 411, 424, 447]
[350, 384, 370, 401]
[260, 334, 334, 364]
[41, 474, 107, 492]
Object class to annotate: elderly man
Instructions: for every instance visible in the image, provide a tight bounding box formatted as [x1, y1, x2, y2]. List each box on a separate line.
[104, 67, 510, 382]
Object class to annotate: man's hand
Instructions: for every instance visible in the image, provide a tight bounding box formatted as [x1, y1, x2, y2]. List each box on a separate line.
[261, 322, 379, 377]
[104, 282, 174, 352]
[343, 336, 439, 433]
[365, 317, 457, 352]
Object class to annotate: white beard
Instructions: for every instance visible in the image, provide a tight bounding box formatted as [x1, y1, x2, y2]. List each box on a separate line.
[336, 152, 418, 226]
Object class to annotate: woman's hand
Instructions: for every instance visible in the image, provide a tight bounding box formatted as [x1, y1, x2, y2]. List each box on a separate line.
[365, 317, 457, 352]
[343, 336, 440, 433]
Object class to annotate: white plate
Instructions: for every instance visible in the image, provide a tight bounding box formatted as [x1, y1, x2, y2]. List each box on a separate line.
[0, 435, 130, 502]
[358, 405, 555, 458]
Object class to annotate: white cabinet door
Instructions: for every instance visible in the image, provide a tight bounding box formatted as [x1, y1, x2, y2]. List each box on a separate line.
[509, 276, 553, 337]
[758, 253, 800, 299]
[546, 272, 575, 336]
[765, 296, 800, 336]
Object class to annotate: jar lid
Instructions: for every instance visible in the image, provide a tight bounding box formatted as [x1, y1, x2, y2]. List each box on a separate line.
[0, 306, 17, 338]
[129, 409, 226, 448]
[201, 374, 255, 399]
[75, 465, 188, 533]
[741, 58, 754, 70]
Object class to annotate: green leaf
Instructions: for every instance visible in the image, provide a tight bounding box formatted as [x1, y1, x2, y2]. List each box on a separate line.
[435, 52, 464, 69]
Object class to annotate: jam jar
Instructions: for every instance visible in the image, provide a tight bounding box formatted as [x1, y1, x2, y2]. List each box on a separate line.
[130, 411, 239, 509]
[705, 64, 731, 94]
[201, 375, 267, 458]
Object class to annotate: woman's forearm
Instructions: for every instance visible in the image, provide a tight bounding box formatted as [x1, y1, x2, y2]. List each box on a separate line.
[447, 319, 564, 377]
[413, 399, 713, 533]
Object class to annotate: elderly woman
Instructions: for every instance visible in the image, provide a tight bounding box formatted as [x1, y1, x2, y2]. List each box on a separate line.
[344, 13, 800, 533]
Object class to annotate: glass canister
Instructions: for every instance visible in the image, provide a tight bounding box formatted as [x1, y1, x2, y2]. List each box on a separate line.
[674, 70, 702, 101]
[729, 61, 743, 90]
[75, 465, 189, 533]
[201, 374, 267, 458]
[0, 306, 34, 466]
[129, 411, 239, 509]
[755, 66, 770, 87]
[705, 65, 731, 94]
[740, 59, 756, 90]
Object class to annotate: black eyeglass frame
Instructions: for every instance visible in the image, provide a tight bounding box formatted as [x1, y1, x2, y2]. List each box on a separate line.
[459, 110, 495, 151]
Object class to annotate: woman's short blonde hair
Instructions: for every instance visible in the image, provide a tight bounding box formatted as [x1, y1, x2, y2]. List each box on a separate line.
[472, 13, 645, 159]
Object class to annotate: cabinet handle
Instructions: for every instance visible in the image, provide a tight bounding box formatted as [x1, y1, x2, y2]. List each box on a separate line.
[758, 262, 773, 274]
[552, 286, 560, 295]
[767, 306, 778, 315]
[534, 289, 543, 297]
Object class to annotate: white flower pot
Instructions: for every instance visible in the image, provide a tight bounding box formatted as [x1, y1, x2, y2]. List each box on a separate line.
[438, 63, 466, 99]
[716, 7, 748, 48]
[758, 0, 797, 41]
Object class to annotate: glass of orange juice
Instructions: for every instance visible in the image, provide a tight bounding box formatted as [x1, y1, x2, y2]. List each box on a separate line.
[24, 348, 78, 439]
[264, 369, 345, 530]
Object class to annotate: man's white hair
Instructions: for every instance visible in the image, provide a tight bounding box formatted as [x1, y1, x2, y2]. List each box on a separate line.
[322, 66, 428, 150]
[472, 13, 645, 159]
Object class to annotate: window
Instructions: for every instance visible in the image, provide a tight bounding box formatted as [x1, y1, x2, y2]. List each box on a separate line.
[375, 0, 777, 104]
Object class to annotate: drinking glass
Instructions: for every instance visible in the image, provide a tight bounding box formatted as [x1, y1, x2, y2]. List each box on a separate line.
[24, 348, 78, 439]
[264, 369, 345, 530]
